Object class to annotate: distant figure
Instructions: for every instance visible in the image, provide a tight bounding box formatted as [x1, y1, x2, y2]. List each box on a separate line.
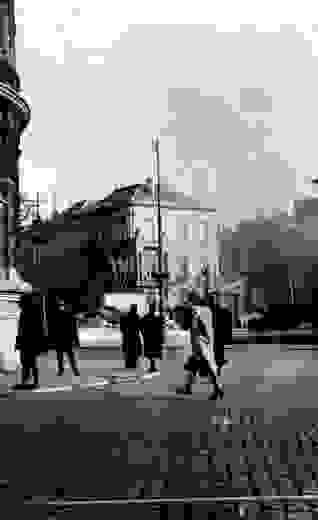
[54, 298, 80, 377]
[14, 291, 47, 389]
[120, 304, 143, 369]
[140, 303, 164, 373]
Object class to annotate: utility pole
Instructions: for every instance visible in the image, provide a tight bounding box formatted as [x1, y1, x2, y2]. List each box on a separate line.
[151, 136, 169, 360]
[152, 136, 165, 318]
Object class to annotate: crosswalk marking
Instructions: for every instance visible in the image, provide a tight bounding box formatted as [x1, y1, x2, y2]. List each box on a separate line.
[7, 371, 162, 395]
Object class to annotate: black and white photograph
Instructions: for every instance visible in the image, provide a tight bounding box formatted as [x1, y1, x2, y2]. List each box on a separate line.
[1, 0, 318, 517]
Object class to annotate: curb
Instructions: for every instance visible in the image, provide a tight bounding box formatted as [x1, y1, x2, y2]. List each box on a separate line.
[0, 371, 162, 396]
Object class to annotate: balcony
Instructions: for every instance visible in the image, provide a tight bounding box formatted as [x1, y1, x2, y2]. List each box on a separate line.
[0, 61, 30, 131]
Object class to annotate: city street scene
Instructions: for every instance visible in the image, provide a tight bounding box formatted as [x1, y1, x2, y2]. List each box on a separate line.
[2, 1, 318, 517]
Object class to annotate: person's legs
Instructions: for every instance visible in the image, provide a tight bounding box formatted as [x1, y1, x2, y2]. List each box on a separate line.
[148, 357, 157, 373]
[65, 348, 80, 376]
[205, 361, 224, 400]
[30, 356, 39, 387]
[20, 351, 31, 384]
[56, 350, 64, 375]
[176, 355, 198, 394]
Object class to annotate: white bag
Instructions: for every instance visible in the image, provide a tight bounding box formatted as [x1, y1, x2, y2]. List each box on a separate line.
[0, 313, 21, 374]
[197, 306, 218, 374]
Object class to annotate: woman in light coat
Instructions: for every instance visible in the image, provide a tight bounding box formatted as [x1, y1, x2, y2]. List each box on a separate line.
[176, 301, 224, 400]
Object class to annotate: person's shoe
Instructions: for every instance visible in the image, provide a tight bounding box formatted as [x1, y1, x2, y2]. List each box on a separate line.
[12, 382, 37, 390]
[209, 386, 224, 400]
[12, 383, 28, 390]
[176, 386, 192, 395]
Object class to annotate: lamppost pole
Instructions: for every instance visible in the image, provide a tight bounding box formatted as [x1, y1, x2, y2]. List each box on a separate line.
[152, 136, 164, 321]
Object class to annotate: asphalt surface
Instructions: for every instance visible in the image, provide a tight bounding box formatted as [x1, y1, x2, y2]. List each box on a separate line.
[2, 343, 318, 517]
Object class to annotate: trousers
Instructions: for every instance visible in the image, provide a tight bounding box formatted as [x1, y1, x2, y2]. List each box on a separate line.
[20, 350, 39, 385]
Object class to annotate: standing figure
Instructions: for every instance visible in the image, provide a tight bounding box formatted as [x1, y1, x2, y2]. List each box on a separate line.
[176, 301, 224, 400]
[120, 304, 143, 369]
[54, 298, 80, 377]
[140, 302, 164, 373]
[14, 291, 47, 389]
[210, 297, 230, 377]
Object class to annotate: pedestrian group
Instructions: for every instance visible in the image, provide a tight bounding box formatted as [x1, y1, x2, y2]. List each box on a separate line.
[120, 291, 231, 400]
[14, 289, 80, 389]
[13, 286, 231, 398]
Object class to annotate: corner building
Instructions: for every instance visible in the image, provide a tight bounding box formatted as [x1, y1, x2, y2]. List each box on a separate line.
[0, 1, 31, 281]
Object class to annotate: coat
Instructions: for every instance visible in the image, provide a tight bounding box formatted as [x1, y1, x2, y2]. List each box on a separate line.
[185, 306, 216, 377]
[213, 305, 232, 362]
[45, 295, 79, 351]
[140, 313, 164, 359]
[15, 293, 48, 355]
[120, 311, 143, 358]
[56, 309, 80, 351]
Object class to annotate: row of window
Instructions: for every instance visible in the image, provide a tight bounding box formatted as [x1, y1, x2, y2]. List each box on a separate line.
[183, 220, 209, 242]
[142, 218, 209, 243]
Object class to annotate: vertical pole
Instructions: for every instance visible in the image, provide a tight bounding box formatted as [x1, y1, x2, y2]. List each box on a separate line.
[152, 136, 165, 354]
[289, 276, 295, 305]
[36, 191, 40, 221]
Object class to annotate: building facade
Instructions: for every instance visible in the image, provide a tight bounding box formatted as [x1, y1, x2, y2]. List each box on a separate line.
[0, 1, 31, 283]
[16, 179, 217, 311]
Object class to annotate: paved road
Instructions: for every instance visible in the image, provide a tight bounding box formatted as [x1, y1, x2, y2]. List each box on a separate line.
[2, 343, 318, 517]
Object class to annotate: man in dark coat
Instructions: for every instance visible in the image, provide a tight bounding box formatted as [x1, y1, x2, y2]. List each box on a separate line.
[209, 296, 231, 376]
[54, 298, 80, 377]
[14, 291, 48, 388]
[140, 302, 164, 373]
[120, 304, 143, 369]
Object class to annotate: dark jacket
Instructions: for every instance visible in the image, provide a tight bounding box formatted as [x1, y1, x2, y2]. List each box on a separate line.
[57, 309, 80, 350]
[120, 310, 143, 358]
[46, 296, 79, 351]
[140, 313, 164, 359]
[213, 305, 232, 361]
[15, 293, 48, 355]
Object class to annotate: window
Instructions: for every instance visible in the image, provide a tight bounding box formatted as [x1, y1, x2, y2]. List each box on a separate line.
[143, 218, 154, 242]
[183, 222, 189, 241]
[177, 256, 189, 279]
[164, 251, 169, 274]
[200, 220, 209, 243]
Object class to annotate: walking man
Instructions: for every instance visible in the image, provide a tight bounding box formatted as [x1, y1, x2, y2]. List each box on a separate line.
[54, 298, 80, 377]
[176, 297, 224, 400]
[140, 302, 164, 373]
[209, 295, 230, 376]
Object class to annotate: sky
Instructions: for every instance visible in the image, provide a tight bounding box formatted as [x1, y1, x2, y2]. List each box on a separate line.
[13, 0, 318, 226]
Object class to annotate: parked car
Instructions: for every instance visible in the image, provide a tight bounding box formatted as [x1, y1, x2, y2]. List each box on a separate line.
[78, 316, 190, 349]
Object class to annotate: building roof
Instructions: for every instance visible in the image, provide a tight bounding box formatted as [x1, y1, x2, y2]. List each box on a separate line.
[55, 179, 216, 221]
[90, 180, 215, 214]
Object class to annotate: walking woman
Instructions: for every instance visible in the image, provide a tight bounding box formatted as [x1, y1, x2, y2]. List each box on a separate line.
[176, 297, 224, 400]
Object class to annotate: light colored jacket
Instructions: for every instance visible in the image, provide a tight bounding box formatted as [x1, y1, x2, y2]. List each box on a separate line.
[191, 306, 217, 371]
